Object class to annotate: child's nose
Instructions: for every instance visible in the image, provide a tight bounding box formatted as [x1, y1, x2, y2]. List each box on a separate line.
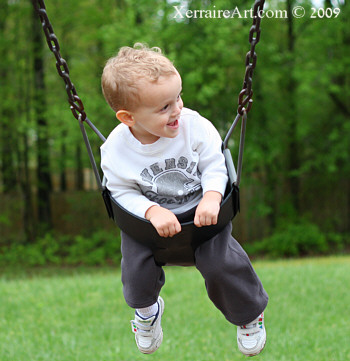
[173, 98, 183, 116]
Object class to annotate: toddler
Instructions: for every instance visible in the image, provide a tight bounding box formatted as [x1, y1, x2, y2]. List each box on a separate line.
[101, 43, 268, 356]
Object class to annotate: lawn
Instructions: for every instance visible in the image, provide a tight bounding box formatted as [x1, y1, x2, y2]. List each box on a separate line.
[0, 256, 349, 361]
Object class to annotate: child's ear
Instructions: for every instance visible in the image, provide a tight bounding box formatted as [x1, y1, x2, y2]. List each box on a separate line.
[116, 110, 135, 127]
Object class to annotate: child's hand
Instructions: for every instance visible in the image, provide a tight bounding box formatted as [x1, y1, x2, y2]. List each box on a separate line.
[145, 205, 182, 238]
[194, 191, 222, 227]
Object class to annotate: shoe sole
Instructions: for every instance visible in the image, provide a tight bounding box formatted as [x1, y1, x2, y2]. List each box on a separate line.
[246, 337, 266, 357]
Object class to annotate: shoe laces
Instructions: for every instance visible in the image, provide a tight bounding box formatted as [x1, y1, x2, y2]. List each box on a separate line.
[131, 310, 158, 336]
[239, 313, 264, 337]
[131, 319, 154, 335]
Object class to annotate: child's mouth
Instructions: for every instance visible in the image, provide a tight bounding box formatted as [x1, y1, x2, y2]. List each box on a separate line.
[167, 119, 179, 129]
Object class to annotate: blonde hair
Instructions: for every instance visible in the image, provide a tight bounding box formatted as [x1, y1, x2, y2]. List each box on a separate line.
[101, 43, 177, 112]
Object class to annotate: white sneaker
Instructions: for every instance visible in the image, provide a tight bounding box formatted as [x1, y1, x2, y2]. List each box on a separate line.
[237, 312, 266, 357]
[130, 297, 164, 354]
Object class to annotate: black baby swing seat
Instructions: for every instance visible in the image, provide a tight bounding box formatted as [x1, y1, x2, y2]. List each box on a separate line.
[32, 0, 265, 266]
[103, 147, 240, 266]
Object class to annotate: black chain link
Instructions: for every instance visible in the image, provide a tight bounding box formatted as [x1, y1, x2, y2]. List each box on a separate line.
[237, 0, 265, 115]
[32, 0, 87, 121]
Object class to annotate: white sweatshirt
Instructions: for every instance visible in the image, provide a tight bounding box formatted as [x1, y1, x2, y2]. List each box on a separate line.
[100, 107, 228, 219]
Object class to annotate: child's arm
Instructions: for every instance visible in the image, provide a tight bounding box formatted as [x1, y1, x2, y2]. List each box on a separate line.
[145, 205, 182, 238]
[194, 191, 222, 227]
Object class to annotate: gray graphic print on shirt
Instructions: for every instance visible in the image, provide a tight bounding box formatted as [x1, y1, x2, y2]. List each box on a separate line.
[139, 156, 202, 208]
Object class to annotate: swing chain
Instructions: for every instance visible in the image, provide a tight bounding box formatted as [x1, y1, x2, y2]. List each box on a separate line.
[237, 0, 265, 115]
[32, 0, 87, 122]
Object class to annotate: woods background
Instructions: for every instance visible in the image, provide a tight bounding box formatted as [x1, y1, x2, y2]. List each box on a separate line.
[0, 0, 349, 264]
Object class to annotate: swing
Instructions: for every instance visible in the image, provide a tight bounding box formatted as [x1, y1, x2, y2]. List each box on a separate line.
[32, 0, 265, 266]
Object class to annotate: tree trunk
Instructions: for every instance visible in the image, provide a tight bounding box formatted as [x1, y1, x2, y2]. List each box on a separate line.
[32, 6, 52, 234]
[0, 0, 17, 193]
[60, 130, 68, 192]
[76, 144, 84, 190]
[18, 27, 36, 243]
[285, 0, 300, 213]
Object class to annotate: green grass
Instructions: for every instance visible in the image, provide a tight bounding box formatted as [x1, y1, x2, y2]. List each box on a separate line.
[0, 256, 349, 361]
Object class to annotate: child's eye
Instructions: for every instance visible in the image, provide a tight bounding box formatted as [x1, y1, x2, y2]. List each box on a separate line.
[160, 104, 169, 112]
[177, 93, 183, 101]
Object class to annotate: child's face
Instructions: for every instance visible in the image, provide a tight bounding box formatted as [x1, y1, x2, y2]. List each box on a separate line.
[128, 72, 183, 144]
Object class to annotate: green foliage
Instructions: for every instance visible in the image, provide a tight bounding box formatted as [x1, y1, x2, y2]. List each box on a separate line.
[245, 220, 350, 258]
[326, 231, 350, 252]
[0, 230, 121, 267]
[0, 0, 349, 255]
[65, 230, 122, 266]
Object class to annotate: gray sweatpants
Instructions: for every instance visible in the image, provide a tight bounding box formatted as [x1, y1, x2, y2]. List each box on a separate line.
[120, 223, 268, 326]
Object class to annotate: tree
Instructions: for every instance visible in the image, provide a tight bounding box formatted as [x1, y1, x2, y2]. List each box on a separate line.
[0, 0, 17, 193]
[32, 5, 52, 233]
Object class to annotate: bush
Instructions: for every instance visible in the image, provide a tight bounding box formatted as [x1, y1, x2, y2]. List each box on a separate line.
[65, 230, 122, 266]
[245, 221, 330, 258]
[326, 232, 350, 252]
[0, 230, 121, 267]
